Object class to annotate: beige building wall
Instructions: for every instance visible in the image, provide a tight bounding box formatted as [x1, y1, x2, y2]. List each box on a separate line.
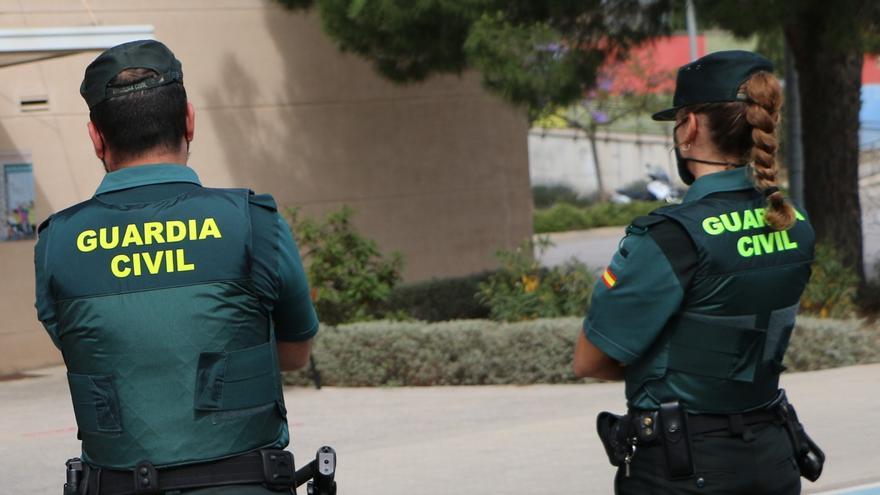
[0, 0, 532, 374]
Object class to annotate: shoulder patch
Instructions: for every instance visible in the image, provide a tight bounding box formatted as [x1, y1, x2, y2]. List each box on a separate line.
[248, 192, 278, 212]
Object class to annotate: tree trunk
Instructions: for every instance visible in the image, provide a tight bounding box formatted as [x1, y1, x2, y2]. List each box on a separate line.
[587, 126, 606, 200]
[785, 26, 865, 282]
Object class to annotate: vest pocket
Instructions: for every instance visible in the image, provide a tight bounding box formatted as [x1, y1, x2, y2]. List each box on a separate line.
[666, 317, 764, 383]
[67, 373, 122, 434]
[194, 342, 279, 411]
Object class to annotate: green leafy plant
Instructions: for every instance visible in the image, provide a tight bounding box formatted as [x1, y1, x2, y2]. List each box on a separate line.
[800, 243, 858, 319]
[287, 206, 404, 325]
[477, 238, 595, 322]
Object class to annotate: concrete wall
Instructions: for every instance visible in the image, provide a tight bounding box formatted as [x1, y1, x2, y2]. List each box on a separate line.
[0, 0, 532, 374]
[528, 128, 681, 196]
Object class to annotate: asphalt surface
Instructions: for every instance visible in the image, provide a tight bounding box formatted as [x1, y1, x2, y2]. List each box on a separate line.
[2, 364, 879, 494]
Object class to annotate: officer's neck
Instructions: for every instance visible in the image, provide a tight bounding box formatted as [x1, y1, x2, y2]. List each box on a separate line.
[104, 147, 189, 172]
[686, 143, 741, 181]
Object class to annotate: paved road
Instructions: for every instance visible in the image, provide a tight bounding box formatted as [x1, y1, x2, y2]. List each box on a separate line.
[2, 364, 879, 494]
[537, 226, 623, 270]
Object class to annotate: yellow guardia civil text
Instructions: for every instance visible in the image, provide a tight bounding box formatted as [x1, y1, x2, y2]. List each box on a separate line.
[75, 218, 222, 278]
[701, 208, 806, 258]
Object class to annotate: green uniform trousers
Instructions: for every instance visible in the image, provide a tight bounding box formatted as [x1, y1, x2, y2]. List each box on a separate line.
[615, 422, 801, 494]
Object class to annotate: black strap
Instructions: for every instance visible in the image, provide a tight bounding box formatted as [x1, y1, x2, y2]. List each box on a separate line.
[645, 218, 698, 292]
[91, 450, 294, 495]
[686, 157, 747, 168]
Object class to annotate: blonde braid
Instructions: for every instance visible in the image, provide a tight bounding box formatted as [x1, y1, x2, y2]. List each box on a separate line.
[743, 71, 795, 230]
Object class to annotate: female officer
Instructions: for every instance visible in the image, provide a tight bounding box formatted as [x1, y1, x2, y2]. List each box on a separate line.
[573, 51, 822, 494]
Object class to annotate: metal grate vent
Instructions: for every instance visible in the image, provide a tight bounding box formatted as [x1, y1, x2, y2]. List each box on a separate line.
[20, 96, 49, 112]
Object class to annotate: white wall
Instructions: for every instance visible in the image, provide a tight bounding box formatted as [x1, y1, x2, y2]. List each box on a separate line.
[528, 128, 682, 196]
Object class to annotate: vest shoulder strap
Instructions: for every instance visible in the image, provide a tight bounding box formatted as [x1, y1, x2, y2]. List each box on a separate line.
[37, 214, 54, 234]
[628, 214, 698, 292]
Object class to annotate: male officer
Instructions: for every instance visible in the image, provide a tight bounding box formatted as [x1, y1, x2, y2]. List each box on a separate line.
[34, 40, 318, 494]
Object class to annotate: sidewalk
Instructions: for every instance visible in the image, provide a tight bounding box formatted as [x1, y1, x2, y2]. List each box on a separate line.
[2, 364, 878, 494]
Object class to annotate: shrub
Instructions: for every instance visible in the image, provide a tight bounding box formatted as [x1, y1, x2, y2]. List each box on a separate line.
[386, 272, 493, 321]
[533, 201, 663, 233]
[287, 206, 404, 325]
[532, 184, 596, 209]
[800, 243, 858, 319]
[477, 239, 595, 322]
[784, 317, 880, 371]
[284, 316, 880, 387]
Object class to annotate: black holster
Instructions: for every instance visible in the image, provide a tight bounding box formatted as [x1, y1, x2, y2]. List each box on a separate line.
[596, 411, 631, 467]
[778, 392, 825, 482]
[63, 458, 85, 495]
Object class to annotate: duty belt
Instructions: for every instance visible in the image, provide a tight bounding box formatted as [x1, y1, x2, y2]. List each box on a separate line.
[77, 449, 296, 495]
[596, 390, 824, 483]
[629, 405, 781, 444]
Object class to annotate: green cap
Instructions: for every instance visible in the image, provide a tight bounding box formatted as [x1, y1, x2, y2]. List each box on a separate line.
[80, 39, 183, 109]
[651, 50, 773, 121]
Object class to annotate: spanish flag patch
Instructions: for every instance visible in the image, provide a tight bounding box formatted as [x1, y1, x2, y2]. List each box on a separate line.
[602, 267, 617, 289]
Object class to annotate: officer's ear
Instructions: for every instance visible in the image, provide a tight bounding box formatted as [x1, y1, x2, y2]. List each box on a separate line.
[185, 102, 195, 144]
[87, 121, 106, 161]
[680, 112, 699, 148]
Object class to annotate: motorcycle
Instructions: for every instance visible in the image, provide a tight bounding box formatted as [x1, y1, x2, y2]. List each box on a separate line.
[610, 167, 684, 204]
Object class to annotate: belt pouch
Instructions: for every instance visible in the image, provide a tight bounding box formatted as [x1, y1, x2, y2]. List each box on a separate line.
[659, 401, 695, 479]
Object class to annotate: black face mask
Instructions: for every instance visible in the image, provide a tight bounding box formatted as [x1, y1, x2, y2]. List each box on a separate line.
[672, 120, 695, 185]
[672, 119, 747, 185]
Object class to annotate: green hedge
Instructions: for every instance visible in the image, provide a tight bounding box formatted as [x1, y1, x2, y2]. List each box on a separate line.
[284, 316, 880, 387]
[285, 318, 588, 386]
[533, 201, 663, 233]
[784, 317, 880, 371]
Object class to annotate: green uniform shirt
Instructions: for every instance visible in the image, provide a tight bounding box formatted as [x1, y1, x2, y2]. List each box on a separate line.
[34, 163, 318, 347]
[584, 168, 755, 364]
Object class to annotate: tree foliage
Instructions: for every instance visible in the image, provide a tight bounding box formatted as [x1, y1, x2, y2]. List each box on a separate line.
[275, 0, 673, 117]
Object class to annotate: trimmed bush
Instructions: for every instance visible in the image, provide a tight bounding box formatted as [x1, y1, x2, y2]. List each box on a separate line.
[285, 316, 879, 387]
[784, 316, 880, 371]
[533, 201, 663, 233]
[284, 318, 589, 386]
[386, 272, 493, 322]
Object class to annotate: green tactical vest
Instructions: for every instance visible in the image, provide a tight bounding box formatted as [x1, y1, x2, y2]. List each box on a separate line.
[43, 187, 288, 469]
[625, 189, 815, 414]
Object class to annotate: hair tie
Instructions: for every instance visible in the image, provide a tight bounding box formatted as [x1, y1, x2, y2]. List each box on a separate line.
[763, 186, 780, 198]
